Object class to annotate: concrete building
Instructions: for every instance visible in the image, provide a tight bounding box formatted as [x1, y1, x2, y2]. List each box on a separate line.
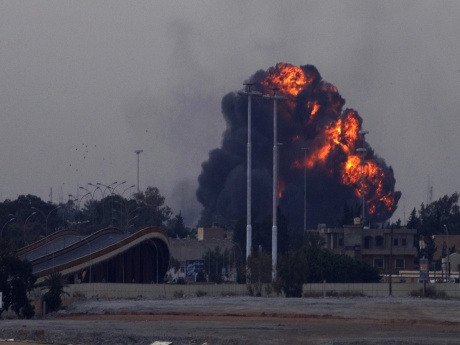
[167, 226, 241, 282]
[431, 234, 460, 261]
[318, 222, 418, 272]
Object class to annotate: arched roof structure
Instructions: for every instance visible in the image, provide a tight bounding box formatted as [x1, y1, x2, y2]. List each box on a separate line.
[18, 227, 170, 284]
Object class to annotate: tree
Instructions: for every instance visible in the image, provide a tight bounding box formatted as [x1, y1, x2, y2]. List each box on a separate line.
[0, 242, 36, 319]
[202, 246, 232, 283]
[42, 272, 68, 313]
[134, 187, 172, 227]
[277, 249, 309, 297]
[408, 193, 460, 262]
[166, 212, 187, 238]
[246, 251, 272, 296]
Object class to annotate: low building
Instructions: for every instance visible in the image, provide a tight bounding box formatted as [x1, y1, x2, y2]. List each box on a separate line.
[167, 226, 240, 282]
[431, 234, 460, 261]
[318, 223, 418, 272]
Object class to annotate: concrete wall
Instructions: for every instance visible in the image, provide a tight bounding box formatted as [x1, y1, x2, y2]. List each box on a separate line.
[60, 282, 460, 304]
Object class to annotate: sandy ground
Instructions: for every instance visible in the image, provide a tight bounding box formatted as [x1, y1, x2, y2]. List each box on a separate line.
[1, 296, 460, 344]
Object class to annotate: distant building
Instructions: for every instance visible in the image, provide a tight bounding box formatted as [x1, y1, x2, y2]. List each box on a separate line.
[430, 234, 460, 261]
[167, 226, 239, 282]
[317, 224, 418, 271]
[196, 226, 232, 241]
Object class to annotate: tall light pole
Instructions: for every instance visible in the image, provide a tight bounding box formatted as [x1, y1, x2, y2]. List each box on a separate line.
[32, 205, 61, 255]
[238, 84, 261, 261]
[1, 217, 16, 237]
[22, 212, 36, 245]
[135, 150, 143, 193]
[31, 205, 62, 238]
[264, 87, 287, 282]
[357, 129, 369, 222]
[301, 147, 309, 233]
[99, 181, 126, 227]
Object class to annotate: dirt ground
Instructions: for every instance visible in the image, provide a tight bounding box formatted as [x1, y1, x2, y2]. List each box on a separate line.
[1, 296, 460, 345]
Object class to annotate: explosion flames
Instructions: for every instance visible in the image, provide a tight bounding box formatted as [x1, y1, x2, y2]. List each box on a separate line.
[197, 63, 400, 228]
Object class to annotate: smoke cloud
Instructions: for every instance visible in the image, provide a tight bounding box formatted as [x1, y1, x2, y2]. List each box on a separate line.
[197, 63, 401, 229]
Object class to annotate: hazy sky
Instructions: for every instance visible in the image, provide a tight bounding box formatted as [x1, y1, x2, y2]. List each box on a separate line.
[0, 1, 459, 226]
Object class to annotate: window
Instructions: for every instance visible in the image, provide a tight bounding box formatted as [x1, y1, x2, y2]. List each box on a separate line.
[395, 259, 405, 269]
[374, 258, 384, 269]
[338, 236, 344, 247]
[364, 236, 372, 249]
[393, 238, 399, 246]
[375, 236, 384, 247]
[401, 238, 407, 246]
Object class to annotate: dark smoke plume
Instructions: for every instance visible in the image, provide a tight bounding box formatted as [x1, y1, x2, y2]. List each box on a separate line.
[197, 63, 401, 229]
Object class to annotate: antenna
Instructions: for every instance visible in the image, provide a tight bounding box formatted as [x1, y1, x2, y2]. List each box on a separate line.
[426, 176, 433, 205]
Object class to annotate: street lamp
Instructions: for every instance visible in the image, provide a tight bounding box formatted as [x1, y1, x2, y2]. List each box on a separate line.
[225, 238, 243, 281]
[81, 236, 92, 283]
[97, 182, 124, 226]
[1, 217, 16, 237]
[263, 87, 287, 282]
[31, 205, 61, 255]
[22, 212, 36, 245]
[238, 84, 262, 261]
[31, 205, 62, 238]
[147, 239, 160, 284]
[135, 150, 143, 193]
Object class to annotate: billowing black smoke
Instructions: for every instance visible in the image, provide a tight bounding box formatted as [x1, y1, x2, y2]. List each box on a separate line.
[197, 63, 400, 229]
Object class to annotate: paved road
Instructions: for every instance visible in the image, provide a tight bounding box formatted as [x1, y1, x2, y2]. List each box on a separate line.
[2, 296, 460, 344]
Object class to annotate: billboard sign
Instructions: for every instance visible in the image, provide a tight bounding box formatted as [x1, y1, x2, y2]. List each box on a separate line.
[186, 260, 205, 282]
[419, 258, 429, 282]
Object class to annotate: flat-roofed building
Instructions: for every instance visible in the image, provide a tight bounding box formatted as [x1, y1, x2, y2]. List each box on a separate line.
[318, 223, 417, 272]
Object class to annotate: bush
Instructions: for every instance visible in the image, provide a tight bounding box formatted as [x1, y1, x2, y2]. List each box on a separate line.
[173, 290, 185, 298]
[195, 290, 207, 297]
[0, 251, 36, 319]
[409, 286, 447, 299]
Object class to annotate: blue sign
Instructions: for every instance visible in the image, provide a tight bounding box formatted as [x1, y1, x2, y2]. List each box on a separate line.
[419, 258, 429, 282]
[186, 260, 205, 281]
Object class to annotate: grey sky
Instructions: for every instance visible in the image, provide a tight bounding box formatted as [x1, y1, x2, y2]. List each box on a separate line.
[0, 1, 459, 226]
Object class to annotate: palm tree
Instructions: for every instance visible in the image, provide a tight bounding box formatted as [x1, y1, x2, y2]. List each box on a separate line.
[42, 272, 68, 313]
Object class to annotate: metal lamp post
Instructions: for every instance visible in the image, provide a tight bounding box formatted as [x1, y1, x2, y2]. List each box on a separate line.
[31, 205, 61, 238]
[135, 150, 143, 193]
[264, 87, 287, 282]
[31, 205, 61, 255]
[1, 217, 16, 237]
[238, 84, 261, 261]
[22, 212, 36, 244]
